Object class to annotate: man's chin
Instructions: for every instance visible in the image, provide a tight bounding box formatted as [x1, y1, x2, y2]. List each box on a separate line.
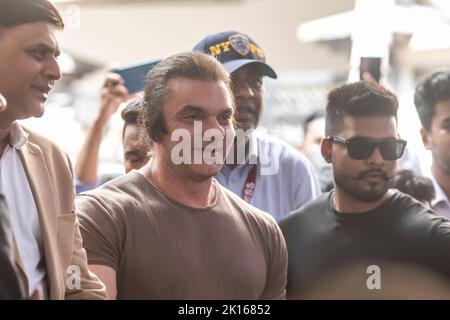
[336, 179, 388, 203]
[26, 102, 45, 119]
[353, 191, 386, 203]
[34, 104, 45, 118]
[351, 183, 389, 202]
[190, 163, 223, 179]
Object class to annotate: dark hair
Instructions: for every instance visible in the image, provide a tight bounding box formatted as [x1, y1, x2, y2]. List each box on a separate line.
[141, 51, 233, 143]
[0, 0, 64, 29]
[304, 110, 325, 136]
[414, 70, 450, 132]
[391, 170, 435, 204]
[325, 81, 399, 136]
[121, 98, 141, 138]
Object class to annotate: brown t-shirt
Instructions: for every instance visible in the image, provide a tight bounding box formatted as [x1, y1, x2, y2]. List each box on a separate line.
[76, 170, 287, 299]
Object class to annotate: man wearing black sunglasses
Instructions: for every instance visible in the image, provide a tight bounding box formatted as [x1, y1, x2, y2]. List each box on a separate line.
[280, 81, 450, 299]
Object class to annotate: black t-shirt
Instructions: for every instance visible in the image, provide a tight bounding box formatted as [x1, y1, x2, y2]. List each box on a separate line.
[279, 190, 450, 298]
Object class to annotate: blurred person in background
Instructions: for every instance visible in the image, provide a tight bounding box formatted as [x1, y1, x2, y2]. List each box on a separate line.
[280, 81, 450, 299]
[415, 70, 450, 220]
[0, 0, 106, 299]
[75, 75, 151, 194]
[391, 169, 435, 208]
[120, 99, 151, 173]
[194, 31, 320, 221]
[300, 110, 333, 192]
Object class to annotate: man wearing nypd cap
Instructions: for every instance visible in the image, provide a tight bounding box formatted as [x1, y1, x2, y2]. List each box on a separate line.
[194, 31, 320, 221]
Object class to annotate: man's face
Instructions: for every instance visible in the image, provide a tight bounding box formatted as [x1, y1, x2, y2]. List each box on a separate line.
[422, 99, 450, 175]
[123, 124, 150, 173]
[326, 115, 398, 202]
[303, 117, 325, 153]
[0, 22, 61, 124]
[230, 64, 264, 132]
[156, 78, 235, 181]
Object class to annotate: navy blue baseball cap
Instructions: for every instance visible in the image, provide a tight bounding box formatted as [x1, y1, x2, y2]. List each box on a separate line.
[193, 31, 277, 79]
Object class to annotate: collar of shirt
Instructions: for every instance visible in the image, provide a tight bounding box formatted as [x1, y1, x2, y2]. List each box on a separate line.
[428, 171, 450, 208]
[9, 122, 29, 150]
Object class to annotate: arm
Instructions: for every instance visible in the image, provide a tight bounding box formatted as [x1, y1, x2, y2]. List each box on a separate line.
[88, 265, 117, 299]
[64, 215, 108, 300]
[260, 219, 288, 300]
[75, 74, 129, 185]
[74, 194, 125, 300]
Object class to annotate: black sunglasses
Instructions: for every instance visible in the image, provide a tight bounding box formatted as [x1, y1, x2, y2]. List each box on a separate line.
[329, 136, 407, 160]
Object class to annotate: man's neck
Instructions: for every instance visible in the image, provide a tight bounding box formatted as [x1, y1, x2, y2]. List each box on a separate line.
[332, 187, 392, 213]
[140, 160, 216, 209]
[432, 163, 450, 200]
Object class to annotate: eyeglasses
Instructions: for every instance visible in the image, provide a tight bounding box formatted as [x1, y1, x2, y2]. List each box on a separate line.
[329, 136, 407, 160]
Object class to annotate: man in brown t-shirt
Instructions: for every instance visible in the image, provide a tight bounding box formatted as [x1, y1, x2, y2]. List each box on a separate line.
[76, 52, 287, 299]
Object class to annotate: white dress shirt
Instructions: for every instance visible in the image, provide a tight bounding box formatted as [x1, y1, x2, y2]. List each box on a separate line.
[427, 171, 450, 220]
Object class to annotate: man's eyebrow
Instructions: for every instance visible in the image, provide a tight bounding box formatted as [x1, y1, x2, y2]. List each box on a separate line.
[124, 150, 140, 157]
[350, 135, 397, 140]
[219, 107, 234, 115]
[27, 42, 61, 57]
[440, 117, 450, 125]
[175, 105, 208, 117]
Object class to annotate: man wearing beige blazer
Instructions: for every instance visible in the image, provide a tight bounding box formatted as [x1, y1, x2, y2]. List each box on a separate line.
[0, 0, 106, 299]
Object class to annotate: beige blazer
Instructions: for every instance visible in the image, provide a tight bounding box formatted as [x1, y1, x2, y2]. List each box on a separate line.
[14, 127, 107, 299]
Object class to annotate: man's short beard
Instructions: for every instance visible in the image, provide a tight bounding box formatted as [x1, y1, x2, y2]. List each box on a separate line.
[334, 172, 391, 203]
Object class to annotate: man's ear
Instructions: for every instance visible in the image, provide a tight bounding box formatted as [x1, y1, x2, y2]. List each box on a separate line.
[321, 137, 332, 164]
[420, 127, 432, 150]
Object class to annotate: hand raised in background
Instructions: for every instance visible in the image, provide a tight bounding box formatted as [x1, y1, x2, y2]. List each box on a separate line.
[97, 73, 133, 125]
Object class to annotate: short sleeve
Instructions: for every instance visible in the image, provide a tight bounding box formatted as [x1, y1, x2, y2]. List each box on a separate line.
[76, 194, 126, 272]
[260, 218, 288, 299]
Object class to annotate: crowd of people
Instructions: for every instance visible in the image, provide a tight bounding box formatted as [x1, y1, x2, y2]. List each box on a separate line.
[1, 0, 450, 300]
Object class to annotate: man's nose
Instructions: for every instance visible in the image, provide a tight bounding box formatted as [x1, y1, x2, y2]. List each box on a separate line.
[44, 56, 62, 81]
[203, 118, 226, 137]
[234, 81, 254, 99]
[367, 146, 385, 165]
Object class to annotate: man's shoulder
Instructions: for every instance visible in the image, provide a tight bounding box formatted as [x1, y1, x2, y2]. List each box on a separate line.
[76, 172, 148, 214]
[23, 127, 66, 156]
[217, 182, 279, 228]
[21, 127, 73, 182]
[279, 192, 329, 227]
[388, 189, 434, 216]
[381, 190, 450, 241]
